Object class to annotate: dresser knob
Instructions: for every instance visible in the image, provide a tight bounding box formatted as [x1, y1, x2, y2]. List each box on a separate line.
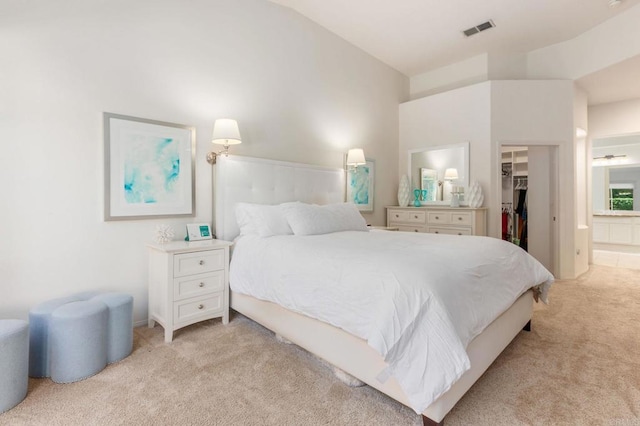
[198, 304, 204, 310]
[414, 215, 418, 219]
[458, 233, 462, 235]
[458, 217, 462, 221]
[435, 231, 439, 234]
[395, 214, 399, 218]
[435, 216, 439, 220]
[199, 282, 204, 287]
[199, 260, 204, 265]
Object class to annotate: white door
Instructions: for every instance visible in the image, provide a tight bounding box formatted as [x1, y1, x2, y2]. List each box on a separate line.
[528, 146, 558, 275]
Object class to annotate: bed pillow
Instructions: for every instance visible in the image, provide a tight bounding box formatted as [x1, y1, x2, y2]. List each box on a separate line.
[283, 202, 369, 235]
[235, 202, 296, 237]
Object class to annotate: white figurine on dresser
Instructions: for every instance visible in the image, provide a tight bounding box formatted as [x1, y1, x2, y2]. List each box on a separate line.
[386, 206, 487, 236]
[147, 239, 232, 343]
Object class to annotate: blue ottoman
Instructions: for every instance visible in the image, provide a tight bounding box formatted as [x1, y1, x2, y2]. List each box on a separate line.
[0, 320, 29, 413]
[28, 291, 101, 378]
[91, 293, 133, 364]
[50, 300, 108, 384]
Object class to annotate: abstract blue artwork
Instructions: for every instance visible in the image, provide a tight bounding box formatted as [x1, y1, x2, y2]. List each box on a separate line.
[346, 159, 374, 212]
[104, 113, 195, 220]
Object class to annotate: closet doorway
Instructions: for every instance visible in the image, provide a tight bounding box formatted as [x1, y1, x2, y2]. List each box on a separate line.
[500, 144, 559, 275]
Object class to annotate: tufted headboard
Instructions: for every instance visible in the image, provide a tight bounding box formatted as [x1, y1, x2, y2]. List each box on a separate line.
[214, 155, 345, 242]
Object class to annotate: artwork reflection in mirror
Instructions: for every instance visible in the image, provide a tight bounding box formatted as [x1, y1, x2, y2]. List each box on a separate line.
[420, 168, 438, 202]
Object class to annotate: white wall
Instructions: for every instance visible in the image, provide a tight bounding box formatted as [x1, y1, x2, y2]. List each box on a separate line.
[0, 0, 408, 322]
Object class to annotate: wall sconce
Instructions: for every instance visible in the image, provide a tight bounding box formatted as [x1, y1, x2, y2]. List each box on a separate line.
[346, 148, 366, 169]
[443, 168, 459, 205]
[206, 119, 242, 165]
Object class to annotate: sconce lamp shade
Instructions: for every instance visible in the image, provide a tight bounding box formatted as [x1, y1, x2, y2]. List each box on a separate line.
[212, 119, 242, 146]
[444, 168, 459, 180]
[346, 148, 366, 166]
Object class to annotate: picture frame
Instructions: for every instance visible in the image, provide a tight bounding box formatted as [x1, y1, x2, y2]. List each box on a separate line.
[346, 158, 375, 212]
[104, 113, 196, 221]
[186, 223, 213, 241]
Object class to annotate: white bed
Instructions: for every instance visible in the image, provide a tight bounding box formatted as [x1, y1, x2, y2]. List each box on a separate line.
[214, 155, 552, 425]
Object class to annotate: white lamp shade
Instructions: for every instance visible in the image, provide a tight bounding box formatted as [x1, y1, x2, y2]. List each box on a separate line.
[346, 148, 366, 166]
[444, 168, 459, 180]
[212, 119, 242, 146]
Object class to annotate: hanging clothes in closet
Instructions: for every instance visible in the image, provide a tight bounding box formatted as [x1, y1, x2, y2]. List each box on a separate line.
[514, 177, 528, 251]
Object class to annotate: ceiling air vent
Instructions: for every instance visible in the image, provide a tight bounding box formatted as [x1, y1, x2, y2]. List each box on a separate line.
[463, 20, 495, 37]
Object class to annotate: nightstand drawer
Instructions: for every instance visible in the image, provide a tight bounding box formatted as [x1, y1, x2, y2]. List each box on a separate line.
[174, 294, 224, 324]
[173, 250, 225, 277]
[173, 271, 225, 301]
[428, 227, 471, 236]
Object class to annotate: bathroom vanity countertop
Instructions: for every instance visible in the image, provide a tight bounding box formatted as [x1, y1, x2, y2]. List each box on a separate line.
[593, 210, 640, 217]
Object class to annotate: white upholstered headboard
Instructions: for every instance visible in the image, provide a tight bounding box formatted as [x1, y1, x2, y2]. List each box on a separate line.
[214, 155, 345, 242]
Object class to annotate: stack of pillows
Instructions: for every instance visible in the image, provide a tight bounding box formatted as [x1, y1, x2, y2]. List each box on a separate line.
[235, 202, 369, 237]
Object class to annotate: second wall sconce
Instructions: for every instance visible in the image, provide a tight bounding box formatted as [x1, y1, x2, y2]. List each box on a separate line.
[346, 148, 366, 169]
[207, 118, 242, 165]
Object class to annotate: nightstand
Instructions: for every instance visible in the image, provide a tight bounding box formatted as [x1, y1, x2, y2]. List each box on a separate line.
[147, 239, 232, 343]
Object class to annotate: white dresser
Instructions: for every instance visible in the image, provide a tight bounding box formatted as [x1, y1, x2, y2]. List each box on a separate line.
[386, 206, 487, 236]
[147, 239, 232, 343]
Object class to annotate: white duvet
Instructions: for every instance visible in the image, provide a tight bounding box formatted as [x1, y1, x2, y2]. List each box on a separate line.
[230, 230, 554, 413]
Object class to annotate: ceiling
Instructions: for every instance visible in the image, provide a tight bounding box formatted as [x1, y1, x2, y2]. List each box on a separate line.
[271, 0, 640, 105]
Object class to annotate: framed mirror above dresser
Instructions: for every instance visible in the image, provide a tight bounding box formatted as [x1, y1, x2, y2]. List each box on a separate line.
[408, 142, 469, 204]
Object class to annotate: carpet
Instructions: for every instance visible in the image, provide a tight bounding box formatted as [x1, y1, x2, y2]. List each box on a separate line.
[1, 265, 638, 425]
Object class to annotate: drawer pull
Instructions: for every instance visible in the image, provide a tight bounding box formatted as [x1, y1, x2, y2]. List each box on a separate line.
[458, 217, 462, 221]
[458, 232, 462, 235]
[395, 214, 399, 218]
[198, 304, 204, 310]
[435, 231, 439, 234]
[435, 216, 439, 220]
[199, 282, 204, 288]
[414, 229, 419, 232]
[199, 260, 204, 265]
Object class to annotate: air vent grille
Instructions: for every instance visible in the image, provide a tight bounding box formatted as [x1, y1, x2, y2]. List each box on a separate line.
[463, 20, 495, 37]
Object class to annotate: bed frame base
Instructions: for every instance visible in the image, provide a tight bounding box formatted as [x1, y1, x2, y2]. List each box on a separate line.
[423, 415, 442, 426]
[230, 289, 533, 423]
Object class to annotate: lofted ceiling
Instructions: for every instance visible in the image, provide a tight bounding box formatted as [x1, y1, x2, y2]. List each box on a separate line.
[271, 0, 640, 105]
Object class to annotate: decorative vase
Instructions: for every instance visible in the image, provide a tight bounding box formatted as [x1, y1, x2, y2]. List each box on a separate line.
[468, 181, 484, 208]
[398, 175, 410, 207]
[413, 189, 421, 207]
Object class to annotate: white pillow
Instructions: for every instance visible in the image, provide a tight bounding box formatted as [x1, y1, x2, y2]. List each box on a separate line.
[283, 202, 369, 236]
[235, 202, 296, 237]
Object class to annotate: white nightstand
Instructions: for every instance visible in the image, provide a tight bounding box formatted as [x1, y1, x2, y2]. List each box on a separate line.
[147, 239, 232, 343]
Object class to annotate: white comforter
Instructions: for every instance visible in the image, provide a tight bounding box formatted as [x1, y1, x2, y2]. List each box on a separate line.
[230, 231, 554, 413]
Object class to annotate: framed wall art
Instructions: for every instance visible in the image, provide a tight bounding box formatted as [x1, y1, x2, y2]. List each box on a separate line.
[346, 159, 374, 212]
[104, 112, 196, 221]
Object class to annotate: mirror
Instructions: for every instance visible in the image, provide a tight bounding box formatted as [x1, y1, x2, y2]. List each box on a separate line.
[592, 134, 640, 213]
[408, 142, 469, 204]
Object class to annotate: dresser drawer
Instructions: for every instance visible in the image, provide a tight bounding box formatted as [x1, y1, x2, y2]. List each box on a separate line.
[451, 213, 472, 225]
[427, 212, 450, 225]
[174, 294, 224, 324]
[173, 271, 225, 301]
[173, 250, 225, 277]
[389, 210, 425, 224]
[428, 227, 472, 236]
[397, 225, 427, 233]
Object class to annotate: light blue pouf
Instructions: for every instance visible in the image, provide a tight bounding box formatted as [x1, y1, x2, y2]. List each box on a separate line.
[0, 320, 29, 413]
[50, 300, 108, 384]
[28, 296, 80, 378]
[91, 293, 133, 364]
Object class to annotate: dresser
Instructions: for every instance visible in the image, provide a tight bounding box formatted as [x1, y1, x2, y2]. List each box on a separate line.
[147, 239, 232, 343]
[386, 206, 487, 236]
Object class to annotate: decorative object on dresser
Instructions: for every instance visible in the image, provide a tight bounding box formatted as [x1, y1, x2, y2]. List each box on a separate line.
[397, 175, 410, 207]
[103, 113, 195, 221]
[386, 206, 487, 236]
[147, 240, 232, 343]
[154, 224, 175, 244]
[467, 181, 484, 208]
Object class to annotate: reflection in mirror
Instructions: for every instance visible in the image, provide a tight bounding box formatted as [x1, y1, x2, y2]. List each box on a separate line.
[408, 142, 469, 204]
[592, 134, 640, 212]
[420, 168, 437, 202]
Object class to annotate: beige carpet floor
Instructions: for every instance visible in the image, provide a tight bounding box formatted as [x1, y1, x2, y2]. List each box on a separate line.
[1, 264, 638, 425]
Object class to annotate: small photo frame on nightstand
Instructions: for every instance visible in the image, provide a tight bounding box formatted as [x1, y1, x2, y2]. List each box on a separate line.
[185, 223, 213, 241]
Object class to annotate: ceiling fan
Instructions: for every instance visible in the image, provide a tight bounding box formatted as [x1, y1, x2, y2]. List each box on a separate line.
[593, 154, 626, 160]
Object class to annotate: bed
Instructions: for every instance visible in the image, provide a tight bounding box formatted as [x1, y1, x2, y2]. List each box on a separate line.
[214, 155, 553, 425]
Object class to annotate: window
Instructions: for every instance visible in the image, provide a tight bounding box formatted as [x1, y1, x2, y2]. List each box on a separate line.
[609, 184, 634, 211]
